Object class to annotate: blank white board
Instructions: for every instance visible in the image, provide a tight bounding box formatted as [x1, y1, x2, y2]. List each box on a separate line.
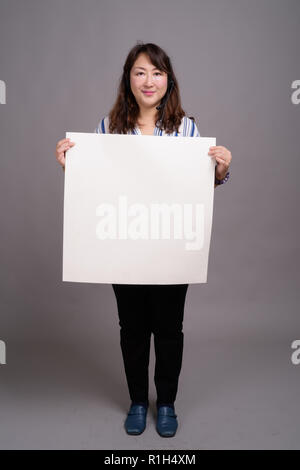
[63, 132, 216, 284]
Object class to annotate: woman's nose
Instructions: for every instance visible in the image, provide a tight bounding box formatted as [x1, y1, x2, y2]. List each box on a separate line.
[144, 75, 154, 86]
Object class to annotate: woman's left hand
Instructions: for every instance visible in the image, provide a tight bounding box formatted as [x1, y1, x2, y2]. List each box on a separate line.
[208, 146, 232, 180]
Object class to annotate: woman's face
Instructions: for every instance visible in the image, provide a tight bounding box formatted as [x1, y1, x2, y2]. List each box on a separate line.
[130, 53, 168, 113]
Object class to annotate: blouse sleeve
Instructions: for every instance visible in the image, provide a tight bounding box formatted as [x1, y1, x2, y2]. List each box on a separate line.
[94, 116, 109, 134]
[181, 116, 201, 137]
[194, 121, 201, 137]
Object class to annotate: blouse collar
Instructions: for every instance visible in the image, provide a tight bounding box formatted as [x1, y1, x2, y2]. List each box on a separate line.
[132, 124, 163, 136]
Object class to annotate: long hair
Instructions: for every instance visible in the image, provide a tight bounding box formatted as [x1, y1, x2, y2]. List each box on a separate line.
[108, 42, 193, 135]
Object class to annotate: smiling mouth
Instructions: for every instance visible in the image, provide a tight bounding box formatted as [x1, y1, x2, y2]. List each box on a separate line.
[142, 91, 155, 95]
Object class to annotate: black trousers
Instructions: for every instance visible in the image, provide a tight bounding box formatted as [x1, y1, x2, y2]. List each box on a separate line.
[112, 283, 189, 407]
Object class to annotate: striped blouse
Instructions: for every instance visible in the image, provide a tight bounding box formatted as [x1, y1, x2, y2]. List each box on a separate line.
[94, 115, 200, 137]
[94, 115, 230, 185]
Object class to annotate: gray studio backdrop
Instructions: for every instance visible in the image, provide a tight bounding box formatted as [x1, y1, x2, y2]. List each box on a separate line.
[0, 0, 299, 450]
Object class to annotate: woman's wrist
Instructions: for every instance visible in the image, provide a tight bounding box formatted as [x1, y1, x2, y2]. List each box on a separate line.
[215, 169, 230, 185]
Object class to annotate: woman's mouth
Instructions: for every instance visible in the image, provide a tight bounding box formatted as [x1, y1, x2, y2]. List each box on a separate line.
[142, 91, 155, 96]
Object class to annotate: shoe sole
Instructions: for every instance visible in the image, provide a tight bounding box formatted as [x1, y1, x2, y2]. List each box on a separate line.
[124, 421, 146, 435]
[125, 430, 145, 435]
[156, 428, 177, 437]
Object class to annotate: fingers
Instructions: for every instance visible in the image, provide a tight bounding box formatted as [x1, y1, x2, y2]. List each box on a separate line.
[56, 138, 69, 149]
[215, 157, 230, 170]
[209, 146, 232, 161]
[55, 138, 75, 170]
[208, 146, 227, 157]
[215, 156, 227, 165]
[208, 149, 229, 164]
[209, 151, 229, 167]
[56, 137, 75, 146]
[209, 151, 223, 157]
[56, 139, 75, 159]
[56, 138, 75, 151]
[56, 138, 67, 147]
[58, 141, 74, 153]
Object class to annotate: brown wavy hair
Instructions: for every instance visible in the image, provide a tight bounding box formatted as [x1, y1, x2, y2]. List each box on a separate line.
[108, 42, 194, 135]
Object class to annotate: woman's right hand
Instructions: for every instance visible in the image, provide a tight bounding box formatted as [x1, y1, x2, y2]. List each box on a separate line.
[55, 137, 75, 169]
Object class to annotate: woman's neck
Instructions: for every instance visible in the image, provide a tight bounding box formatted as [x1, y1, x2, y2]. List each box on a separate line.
[137, 107, 158, 126]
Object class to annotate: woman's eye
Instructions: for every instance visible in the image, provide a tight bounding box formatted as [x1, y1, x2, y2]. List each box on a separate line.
[136, 72, 162, 76]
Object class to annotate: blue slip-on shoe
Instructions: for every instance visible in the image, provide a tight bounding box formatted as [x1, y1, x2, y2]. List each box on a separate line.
[156, 405, 178, 437]
[124, 404, 148, 435]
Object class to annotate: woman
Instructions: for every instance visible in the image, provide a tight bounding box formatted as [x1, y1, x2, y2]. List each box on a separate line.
[55, 42, 232, 438]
